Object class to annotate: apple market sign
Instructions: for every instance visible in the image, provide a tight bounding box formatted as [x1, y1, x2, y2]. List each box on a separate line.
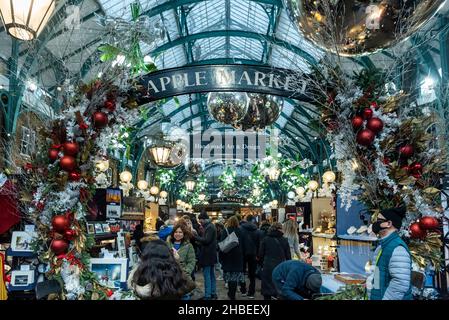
[136, 64, 310, 102]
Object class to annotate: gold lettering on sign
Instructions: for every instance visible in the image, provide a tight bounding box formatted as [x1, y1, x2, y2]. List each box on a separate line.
[268, 73, 282, 89]
[147, 80, 160, 93]
[171, 74, 185, 89]
[184, 73, 196, 87]
[254, 71, 267, 87]
[215, 69, 236, 86]
[160, 77, 171, 91]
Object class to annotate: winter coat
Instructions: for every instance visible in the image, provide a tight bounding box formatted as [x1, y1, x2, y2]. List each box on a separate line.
[272, 260, 321, 300]
[218, 227, 244, 273]
[167, 241, 197, 278]
[258, 223, 271, 245]
[259, 229, 291, 296]
[239, 221, 260, 256]
[369, 232, 412, 300]
[127, 266, 194, 300]
[195, 221, 217, 267]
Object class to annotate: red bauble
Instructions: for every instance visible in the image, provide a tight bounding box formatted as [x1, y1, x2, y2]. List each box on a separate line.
[409, 223, 427, 239]
[366, 117, 384, 134]
[106, 289, 114, 297]
[399, 145, 414, 158]
[68, 171, 81, 181]
[351, 116, 364, 130]
[50, 239, 69, 255]
[371, 102, 379, 109]
[104, 100, 116, 112]
[92, 111, 108, 128]
[63, 142, 79, 156]
[52, 215, 71, 232]
[356, 129, 375, 146]
[400, 165, 410, 174]
[363, 108, 373, 120]
[64, 229, 77, 241]
[60, 156, 76, 172]
[419, 216, 439, 230]
[411, 162, 423, 173]
[48, 149, 59, 162]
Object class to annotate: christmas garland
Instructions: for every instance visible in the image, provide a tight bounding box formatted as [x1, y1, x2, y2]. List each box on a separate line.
[310, 66, 446, 270]
[21, 70, 143, 299]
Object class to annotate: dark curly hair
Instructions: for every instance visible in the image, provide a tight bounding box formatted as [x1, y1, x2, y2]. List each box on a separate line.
[132, 239, 189, 299]
[169, 222, 192, 243]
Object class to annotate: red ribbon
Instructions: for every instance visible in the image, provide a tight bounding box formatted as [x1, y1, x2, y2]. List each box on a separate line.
[79, 123, 89, 130]
[51, 144, 62, 150]
[56, 253, 84, 269]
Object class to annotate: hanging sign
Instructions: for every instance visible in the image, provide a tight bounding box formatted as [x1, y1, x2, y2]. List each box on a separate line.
[209, 196, 247, 205]
[135, 64, 310, 102]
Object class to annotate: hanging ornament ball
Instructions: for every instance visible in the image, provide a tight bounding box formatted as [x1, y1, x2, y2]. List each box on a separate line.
[68, 171, 81, 182]
[371, 102, 379, 110]
[63, 141, 79, 156]
[366, 117, 384, 134]
[356, 129, 375, 146]
[104, 100, 116, 112]
[50, 239, 69, 255]
[207, 92, 249, 125]
[48, 149, 60, 162]
[400, 165, 410, 174]
[363, 108, 373, 120]
[399, 145, 414, 158]
[64, 229, 77, 241]
[419, 216, 439, 230]
[60, 156, 76, 172]
[92, 111, 109, 128]
[351, 116, 364, 130]
[411, 162, 423, 173]
[409, 222, 427, 239]
[52, 215, 71, 233]
[284, 0, 444, 56]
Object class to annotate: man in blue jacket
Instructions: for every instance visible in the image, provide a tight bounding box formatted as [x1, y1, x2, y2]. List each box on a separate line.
[368, 206, 412, 300]
[272, 260, 322, 300]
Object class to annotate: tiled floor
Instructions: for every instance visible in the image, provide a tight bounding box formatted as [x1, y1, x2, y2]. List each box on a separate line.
[191, 269, 264, 300]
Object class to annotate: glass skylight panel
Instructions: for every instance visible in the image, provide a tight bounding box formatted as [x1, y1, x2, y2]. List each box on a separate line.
[230, 0, 268, 34]
[187, 0, 225, 34]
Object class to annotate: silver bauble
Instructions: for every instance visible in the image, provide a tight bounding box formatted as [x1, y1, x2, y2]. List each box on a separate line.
[234, 94, 283, 131]
[207, 92, 249, 125]
[284, 0, 445, 56]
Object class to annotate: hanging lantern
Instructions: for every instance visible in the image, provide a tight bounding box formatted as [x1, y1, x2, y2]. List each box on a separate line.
[185, 177, 196, 192]
[95, 160, 109, 172]
[137, 180, 148, 191]
[0, 0, 56, 41]
[198, 193, 206, 201]
[207, 92, 249, 125]
[149, 186, 160, 195]
[120, 171, 132, 183]
[322, 171, 336, 183]
[296, 186, 305, 196]
[268, 167, 280, 181]
[148, 143, 171, 166]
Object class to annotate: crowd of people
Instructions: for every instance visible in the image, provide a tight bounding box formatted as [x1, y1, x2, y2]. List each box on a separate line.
[128, 207, 413, 301]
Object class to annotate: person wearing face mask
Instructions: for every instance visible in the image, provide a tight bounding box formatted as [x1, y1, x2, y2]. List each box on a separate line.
[368, 206, 412, 300]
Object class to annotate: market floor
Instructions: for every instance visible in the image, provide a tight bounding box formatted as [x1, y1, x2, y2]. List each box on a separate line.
[190, 269, 264, 300]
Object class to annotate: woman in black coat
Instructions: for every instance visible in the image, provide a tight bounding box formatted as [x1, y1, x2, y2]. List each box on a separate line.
[258, 222, 291, 300]
[219, 216, 244, 300]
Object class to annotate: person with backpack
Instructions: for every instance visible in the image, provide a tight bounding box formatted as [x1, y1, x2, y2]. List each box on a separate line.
[218, 216, 244, 300]
[259, 222, 291, 300]
[239, 214, 260, 298]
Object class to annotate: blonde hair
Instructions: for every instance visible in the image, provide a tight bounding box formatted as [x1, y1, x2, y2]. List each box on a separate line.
[283, 219, 299, 241]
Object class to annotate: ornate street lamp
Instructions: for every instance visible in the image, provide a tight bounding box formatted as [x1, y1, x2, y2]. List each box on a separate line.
[148, 142, 172, 167]
[185, 177, 196, 192]
[0, 1, 56, 41]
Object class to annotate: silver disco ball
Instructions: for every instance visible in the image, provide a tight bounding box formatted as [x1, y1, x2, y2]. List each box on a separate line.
[207, 92, 249, 125]
[284, 0, 445, 56]
[234, 94, 283, 131]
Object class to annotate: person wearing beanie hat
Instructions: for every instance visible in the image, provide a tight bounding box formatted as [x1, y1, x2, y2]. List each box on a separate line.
[194, 210, 217, 300]
[271, 260, 322, 300]
[368, 206, 412, 300]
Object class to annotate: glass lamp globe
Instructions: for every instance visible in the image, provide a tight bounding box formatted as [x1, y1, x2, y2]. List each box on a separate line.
[287, 191, 296, 199]
[120, 171, 132, 183]
[150, 186, 160, 195]
[137, 180, 148, 190]
[322, 171, 336, 183]
[307, 180, 319, 191]
[296, 186, 305, 195]
[159, 191, 168, 198]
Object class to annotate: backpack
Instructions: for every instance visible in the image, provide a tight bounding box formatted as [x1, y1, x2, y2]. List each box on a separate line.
[218, 228, 239, 253]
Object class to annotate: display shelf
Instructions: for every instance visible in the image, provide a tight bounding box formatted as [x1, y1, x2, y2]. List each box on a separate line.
[6, 248, 37, 258]
[94, 233, 117, 240]
[120, 215, 145, 221]
[337, 234, 378, 242]
[312, 232, 336, 239]
[7, 283, 36, 292]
